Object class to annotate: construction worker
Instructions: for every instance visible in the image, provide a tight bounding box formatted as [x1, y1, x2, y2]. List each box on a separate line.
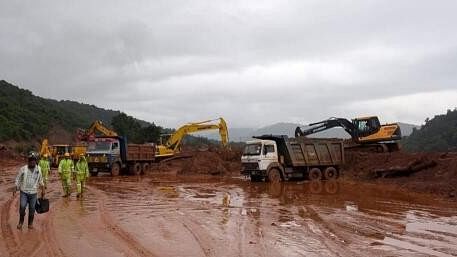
[74, 154, 89, 198]
[58, 152, 74, 197]
[14, 152, 45, 230]
[38, 154, 50, 188]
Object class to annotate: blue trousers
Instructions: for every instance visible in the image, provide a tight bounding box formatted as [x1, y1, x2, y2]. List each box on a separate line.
[19, 191, 37, 226]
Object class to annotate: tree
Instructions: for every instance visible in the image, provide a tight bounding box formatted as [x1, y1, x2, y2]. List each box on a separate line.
[111, 113, 142, 143]
[403, 109, 457, 152]
[140, 123, 162, 143]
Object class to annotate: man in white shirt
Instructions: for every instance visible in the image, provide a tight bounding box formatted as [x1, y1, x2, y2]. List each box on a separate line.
[14, 152, 45, 230]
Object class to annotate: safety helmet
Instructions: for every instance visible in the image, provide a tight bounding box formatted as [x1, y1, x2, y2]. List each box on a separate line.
[28, 151, 38, 160]
[64, 152, 70, 157]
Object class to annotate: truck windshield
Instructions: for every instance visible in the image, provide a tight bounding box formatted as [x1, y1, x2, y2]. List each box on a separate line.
[88, 141, 112, 151]
[243, 143, 262, 155]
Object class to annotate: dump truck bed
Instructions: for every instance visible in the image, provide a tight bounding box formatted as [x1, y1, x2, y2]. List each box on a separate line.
[127, 144, 155, 161]
[255, 135, 344, 167]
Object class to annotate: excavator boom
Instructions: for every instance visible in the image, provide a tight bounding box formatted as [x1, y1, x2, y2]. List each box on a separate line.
[78, 120, 118, 141]
[295, 118, 355, 138]
[40, 139, 51, 157]
[157, 117, 229, 157]
[295, 116, 402, 152]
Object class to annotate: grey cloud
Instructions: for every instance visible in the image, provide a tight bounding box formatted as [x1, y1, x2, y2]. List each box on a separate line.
[1, 0, 457, 128]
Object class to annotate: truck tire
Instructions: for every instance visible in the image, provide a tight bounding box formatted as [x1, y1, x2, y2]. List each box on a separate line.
[142, 163, 150, 174]
[324, 167, 338, 180]
[308, 168, 322, 181]
[267, 168, 281, 183]
[130, 163, 141, 176]
[111, 163, 120, 176]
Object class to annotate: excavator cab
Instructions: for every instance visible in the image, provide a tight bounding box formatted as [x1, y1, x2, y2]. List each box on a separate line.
[352, 116, 381, 137]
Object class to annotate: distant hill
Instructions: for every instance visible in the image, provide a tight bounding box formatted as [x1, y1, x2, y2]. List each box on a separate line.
[0, 80, 146, 143]
[402, 109, 457, 152]
[204, 121, 418, 142]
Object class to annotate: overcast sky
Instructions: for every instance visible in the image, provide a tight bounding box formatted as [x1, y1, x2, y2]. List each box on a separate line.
[1, 1, 456, 128]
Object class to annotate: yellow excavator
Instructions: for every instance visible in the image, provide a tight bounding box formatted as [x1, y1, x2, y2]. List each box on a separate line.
[39, 139, 51, 157]
[156, 118, 229, 158]
[77, 120, 118, 141]
[295, 116, 402, 152]
[40, 139, 72, 167]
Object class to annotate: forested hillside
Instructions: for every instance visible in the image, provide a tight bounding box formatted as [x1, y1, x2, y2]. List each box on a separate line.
[403, 109, 457, 152]
[0, 80, 218, 148]
[0, 80, 139, 142]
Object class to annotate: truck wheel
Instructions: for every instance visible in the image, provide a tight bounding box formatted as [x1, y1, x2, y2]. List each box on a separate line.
[130, 163, 141, 176]
[308, 168, 322, 181]
[268, 168, 282, 183]
[111, 163, 120, 176]
[324, 167, 338, 180]
[142, 163, 150, 174]
[377, 144, 388, 153]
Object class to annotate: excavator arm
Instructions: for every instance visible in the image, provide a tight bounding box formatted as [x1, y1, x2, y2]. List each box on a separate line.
[295, 118, 356, 138]
[78, 120, 118, 141]
[157, 118, 229, 156]
[40, 139, 51, 157]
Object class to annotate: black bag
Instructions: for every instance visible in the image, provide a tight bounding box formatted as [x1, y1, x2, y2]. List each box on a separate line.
[35, 198, 49, 214]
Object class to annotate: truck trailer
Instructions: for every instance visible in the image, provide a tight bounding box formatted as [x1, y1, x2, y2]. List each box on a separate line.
[241, 135, 344, 182]
[86, 136, 155, 176]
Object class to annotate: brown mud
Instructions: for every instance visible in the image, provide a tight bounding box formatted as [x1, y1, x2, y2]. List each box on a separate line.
[344, 151, 457, 199]
[1, 162, 457, 256]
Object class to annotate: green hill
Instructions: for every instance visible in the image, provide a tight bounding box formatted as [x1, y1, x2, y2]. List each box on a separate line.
[402, 109, 457, 152]
[0, 80, 145, 142]
[0, 80, 220, 151]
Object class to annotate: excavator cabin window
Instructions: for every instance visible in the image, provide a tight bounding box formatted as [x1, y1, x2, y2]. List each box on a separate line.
[353, 117, 381, 137]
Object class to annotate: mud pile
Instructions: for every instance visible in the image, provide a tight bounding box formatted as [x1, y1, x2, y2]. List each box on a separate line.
[0, 144, 21, 167]
[159, 149, 242, 176]
[344, 151, 457, 198]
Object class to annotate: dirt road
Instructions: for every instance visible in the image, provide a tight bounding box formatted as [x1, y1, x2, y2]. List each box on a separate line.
[1, 166, 457, 257]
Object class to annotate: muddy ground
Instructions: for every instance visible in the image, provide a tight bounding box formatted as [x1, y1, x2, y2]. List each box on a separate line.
[1, 148, 457, 256]
[344, 151, 457, 199]
[1, 153, 457, 256]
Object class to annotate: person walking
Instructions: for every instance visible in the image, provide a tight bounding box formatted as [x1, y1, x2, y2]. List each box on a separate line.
[74, 154, 89, 198]
[14, 152, 45, 230]
[38, 154, 50, 188]
[58, 152, 74, 197]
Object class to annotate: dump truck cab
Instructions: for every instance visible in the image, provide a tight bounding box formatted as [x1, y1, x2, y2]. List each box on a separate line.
[86, 137, 124, 175]
[241, 139, 278, 180]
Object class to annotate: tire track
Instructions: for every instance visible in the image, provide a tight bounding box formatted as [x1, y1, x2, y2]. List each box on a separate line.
[89, 185, 157, 257]
[1, 198, 19, 257]
[40, 201, 67, 257]
[179, 219, 214, 257]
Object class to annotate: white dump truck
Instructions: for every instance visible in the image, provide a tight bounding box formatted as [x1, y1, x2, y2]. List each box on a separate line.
[241, 135, 345, 182]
